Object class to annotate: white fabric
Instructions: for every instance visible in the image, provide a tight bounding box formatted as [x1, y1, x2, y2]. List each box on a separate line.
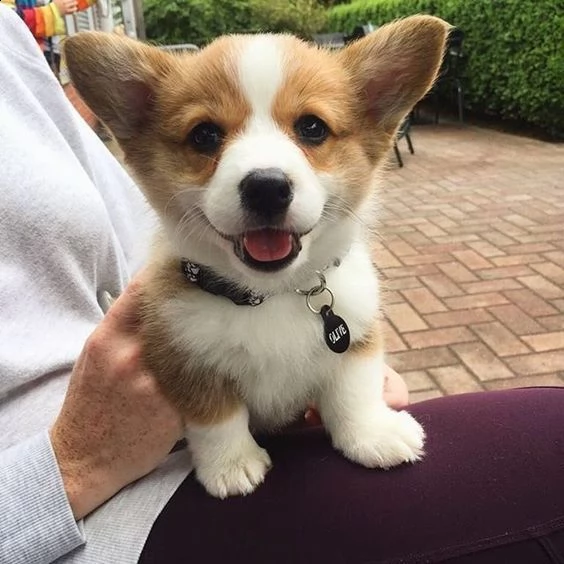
[0, 7, 192, 563]
[0, 432, 84, 564]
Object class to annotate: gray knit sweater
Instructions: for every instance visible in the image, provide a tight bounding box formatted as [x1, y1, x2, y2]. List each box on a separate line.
[0, 7, 192, 563]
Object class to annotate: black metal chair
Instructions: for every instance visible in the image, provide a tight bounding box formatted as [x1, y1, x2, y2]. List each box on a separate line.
[432, 28, 466, 123]
[160, 43, 199, 53]
[393, 114, 414, 167]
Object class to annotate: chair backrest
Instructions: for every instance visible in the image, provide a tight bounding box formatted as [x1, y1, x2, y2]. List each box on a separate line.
[312, 32, 346, 49]
[448, 28, 465, 55]
[160, 44, 200, 53]
[440, 27, 465, 77]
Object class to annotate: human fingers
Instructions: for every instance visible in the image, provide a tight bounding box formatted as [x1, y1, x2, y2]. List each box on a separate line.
[102, 272, 148, 333]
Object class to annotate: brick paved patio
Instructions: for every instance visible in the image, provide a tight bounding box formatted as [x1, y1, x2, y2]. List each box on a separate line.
[378, 123, 564, 401]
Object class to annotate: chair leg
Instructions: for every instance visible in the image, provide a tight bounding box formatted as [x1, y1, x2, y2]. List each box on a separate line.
[393, 143, 403, 167]
[456, 80, 464, 123]
[405, 132, 414, 154]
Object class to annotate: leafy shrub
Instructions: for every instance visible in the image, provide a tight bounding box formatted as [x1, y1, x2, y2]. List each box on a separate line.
[144, 0, 253, 46]
[327, 0, 564, 136]
[144, 0, 328, 46]
[249, 0, 327, 39]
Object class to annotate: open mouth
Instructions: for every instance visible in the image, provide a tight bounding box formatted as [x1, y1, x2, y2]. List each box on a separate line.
[234, 228, 302, 272]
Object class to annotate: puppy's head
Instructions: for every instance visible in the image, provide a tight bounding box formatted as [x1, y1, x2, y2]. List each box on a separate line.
[65, 17, 448, 291]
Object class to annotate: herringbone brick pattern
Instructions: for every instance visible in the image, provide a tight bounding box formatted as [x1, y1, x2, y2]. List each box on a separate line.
[378, 123, 564, 401]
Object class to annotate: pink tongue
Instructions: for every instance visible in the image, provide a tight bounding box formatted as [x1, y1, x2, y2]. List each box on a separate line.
[243, 230, 293, 262]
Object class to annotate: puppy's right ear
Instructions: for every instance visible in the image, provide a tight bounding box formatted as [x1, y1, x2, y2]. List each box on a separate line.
[339, 16, 449, 135]
[64, 32, 173, 140]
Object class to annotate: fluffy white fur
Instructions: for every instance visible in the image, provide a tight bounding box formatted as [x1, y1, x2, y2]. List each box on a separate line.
[165, 233, 423, 496]
[186, 406, 272, 499]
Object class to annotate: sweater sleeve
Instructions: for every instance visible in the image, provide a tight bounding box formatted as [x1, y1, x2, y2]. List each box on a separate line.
[0, 431, 85, 564]
[1, 0, 66, 39]
[22, 4, 64, 38]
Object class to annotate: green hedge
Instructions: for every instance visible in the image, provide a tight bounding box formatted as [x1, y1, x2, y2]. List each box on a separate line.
[144, 0, 328, 46]
[247, 0, 327, 39]
[144, 0, 253, 46]
[327, 0, 564, 136]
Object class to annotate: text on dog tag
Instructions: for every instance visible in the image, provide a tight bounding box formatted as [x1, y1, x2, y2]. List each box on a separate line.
[320, 305, 350, 353]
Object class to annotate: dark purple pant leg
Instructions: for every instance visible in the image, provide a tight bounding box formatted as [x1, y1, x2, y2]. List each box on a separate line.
[139, 388, 564, 563]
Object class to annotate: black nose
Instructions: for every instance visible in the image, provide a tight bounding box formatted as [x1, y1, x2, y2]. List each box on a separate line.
[239, 168, 293, 218]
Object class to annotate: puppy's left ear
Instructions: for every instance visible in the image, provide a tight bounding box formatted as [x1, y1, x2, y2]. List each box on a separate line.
[339, 15, 450, 134]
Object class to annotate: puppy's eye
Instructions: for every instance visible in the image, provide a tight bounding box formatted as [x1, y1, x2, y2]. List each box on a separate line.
[294, 115, 329, 145]
[188, 122, 224, 153]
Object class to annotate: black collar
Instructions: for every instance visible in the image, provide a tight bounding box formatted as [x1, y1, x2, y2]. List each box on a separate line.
[181, 260, 266, 306]
[181, 258, 341, 307]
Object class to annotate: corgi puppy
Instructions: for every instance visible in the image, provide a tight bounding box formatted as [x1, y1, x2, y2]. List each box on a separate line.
[65, 16, 448, 499]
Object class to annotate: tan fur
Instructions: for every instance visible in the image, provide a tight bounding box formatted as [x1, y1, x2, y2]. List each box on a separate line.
[339, 16, 449, 135]
[65, 33, 251, 217]
[269, 16, 449, 215]
[271, 38, 371, 209]
[140, 247, 242, 424]
[349, 317, 385, 356]
[272, 38, 353, 138]
[149, 38, 251, 190]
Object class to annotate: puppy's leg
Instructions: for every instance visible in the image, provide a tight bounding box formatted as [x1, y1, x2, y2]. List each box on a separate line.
[318, 353, 424, 469]
[186, 405, 272, 499]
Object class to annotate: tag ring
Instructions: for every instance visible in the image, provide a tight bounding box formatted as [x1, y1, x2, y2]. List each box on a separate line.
[306, 286, 334, 314]
[296, 271, 327, 297]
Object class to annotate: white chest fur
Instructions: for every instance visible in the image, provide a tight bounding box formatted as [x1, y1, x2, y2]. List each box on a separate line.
[162, 241, 380, 429]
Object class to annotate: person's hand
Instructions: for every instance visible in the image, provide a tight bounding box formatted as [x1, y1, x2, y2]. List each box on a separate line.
[303, 365, 410, 426]
[49, 275, 184, 520]
[53, 0, 78, 15]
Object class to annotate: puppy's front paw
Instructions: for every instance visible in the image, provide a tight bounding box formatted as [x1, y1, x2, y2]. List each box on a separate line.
[334, 410, 425, 469]
[194, 441, 272, 499]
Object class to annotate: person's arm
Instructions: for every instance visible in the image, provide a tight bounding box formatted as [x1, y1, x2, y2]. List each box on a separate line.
[4, 0, 77, 39]
[0, 277, 185, 563]
[49, 276, 185, 521]
[0, 8, 183, 561]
